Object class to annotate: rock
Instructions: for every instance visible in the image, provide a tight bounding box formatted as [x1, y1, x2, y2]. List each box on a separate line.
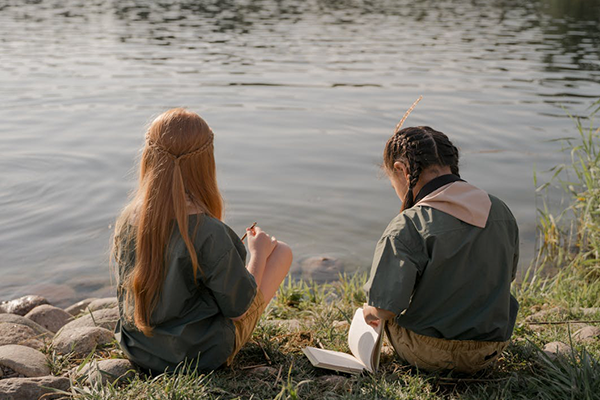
[542, 341, 573, 361]
[0, 345, 50, 377]
[25, 305, 72, 334]
[24, 284, 77, 308]
[59, 307, 119, 332]
[526, 307, 569, 322]
[52, 326, 114, 356]
[246, 366, 277, 377]
[573, 326, 600, 342]
[297, 256, 345, 282]
[333, 320, 350, 330]
[0, 376, 70, 400]
[264, 319, 302, 331]
[0, 296, 49, 316]
[87, 297, 118, 312]
[579, 307, 600, 316]
[0, 323, 44, 350]
[64, 298, 98, 316]
[71, 359, 136, 385]
[0, 314, 52, 337]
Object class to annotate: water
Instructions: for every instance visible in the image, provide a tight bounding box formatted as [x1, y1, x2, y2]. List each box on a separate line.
[1, 0, 599, 306]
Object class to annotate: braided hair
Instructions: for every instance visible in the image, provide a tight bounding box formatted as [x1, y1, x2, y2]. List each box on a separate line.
[383, 126, 460, 211]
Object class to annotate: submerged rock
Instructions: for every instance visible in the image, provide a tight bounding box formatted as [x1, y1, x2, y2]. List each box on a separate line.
[573, 326, 600, 343]
[52, 326, 114, 356]
[59, 307, 119, 332]
[0, 296, 49, 316]
[24, 284, 77, 308]
[70, 359, 136, 385]
[25, 305, 72, 333]
[0, 345, 50, 377]
[0, 376, 69, 400]
[0, 323, 44, 350]
[297, 256, 345, 282]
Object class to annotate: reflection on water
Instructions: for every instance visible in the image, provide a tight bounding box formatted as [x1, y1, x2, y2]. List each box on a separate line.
[0, 0, 599, 305]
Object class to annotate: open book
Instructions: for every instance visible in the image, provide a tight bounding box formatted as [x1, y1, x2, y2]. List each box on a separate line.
[303, 308, 383, 374]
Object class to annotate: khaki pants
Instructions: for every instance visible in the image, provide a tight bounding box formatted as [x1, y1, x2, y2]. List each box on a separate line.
[386, 322, 508, 374]
[226, 290, 267, 366]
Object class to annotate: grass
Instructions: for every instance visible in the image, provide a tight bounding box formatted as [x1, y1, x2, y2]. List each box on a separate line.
[46, 102, 600, 399]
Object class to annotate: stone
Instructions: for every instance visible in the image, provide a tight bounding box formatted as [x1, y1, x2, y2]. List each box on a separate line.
[71, 359, 136, 385]
[0, 345, 50, 377]
[0, 314, 52, 337]
[0, 376, 70, 400]
[579, 307, 600, 316]
[333, 320, 350, 330]
[25, 305, 72, 334]
[0, 296, 49, 316]
[64, 298, 98, 316]
[23, 284, 77, 308]
[264, 319, 302, 331]
[542, 341, 573, 361]
[525, 307, 569, 322]
[296, 256, 345, 282]
[59, 307, 119, 332]
[0, 323, 43, 350]
[573, 326, 600, 342]
[52, 326, 114, 356]
[87, 297, 118, 312]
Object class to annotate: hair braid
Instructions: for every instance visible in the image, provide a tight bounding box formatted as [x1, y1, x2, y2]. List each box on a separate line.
[383, 126, 460, 211]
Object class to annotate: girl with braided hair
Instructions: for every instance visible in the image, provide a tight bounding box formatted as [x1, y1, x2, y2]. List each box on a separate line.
[113, 108, 292, 374]
[363, 124, 519, 374]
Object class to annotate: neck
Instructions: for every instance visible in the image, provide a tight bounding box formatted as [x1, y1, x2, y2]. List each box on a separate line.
[412, 166, 453, 199]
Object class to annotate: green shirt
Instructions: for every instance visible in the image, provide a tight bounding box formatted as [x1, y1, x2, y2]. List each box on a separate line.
[114, 214, 257, 373]
[364, 195, 519, 342]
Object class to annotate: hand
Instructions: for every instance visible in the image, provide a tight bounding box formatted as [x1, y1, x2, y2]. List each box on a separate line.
[363, 305, 381, 328]
[246, 226, 277, 260]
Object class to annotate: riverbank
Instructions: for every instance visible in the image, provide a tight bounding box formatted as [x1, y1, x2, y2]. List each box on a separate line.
[1, 108, 599, 399]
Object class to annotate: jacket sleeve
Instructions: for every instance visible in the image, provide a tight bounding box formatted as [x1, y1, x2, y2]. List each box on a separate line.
[364, 235, 424, 316]
[204, 247, 257, 318]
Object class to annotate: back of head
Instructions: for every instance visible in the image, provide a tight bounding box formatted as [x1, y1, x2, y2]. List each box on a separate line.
[114, 108, 223, 336]
[384, 126, 460, 210]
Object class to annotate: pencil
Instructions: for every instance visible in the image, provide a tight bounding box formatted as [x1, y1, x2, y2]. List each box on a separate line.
[240, 222, 257, 241]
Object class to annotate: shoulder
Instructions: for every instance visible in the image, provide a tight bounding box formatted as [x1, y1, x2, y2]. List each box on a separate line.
[379, 210, 425, 250]
[487, 194, 517, 224]
[190, 215, 246, 266]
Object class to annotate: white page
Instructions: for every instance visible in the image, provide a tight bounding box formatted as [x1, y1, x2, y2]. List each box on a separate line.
[347, 308, 382, 372]
[303, 347, 366, 373]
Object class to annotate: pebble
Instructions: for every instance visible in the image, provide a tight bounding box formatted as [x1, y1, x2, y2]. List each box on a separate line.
[0, 323, 43, 350]
[264, 319, 302, 331]
[246, 365, 277, 377]
[526, 307, 568, 322]
[64, 298, 98, 316]
[0, 376, 70, 400]
[0, 345, 50, 377]
[0, 314, 51, 337]
[542, 341, 573, 361]
[70, 358, 136, 385]
[316, 375, 348, 390]
[59, 307, 119, 332]
[573, 325, 600, 342]
[52, 326, 115, 356]
[25, 305, 72, 333]
[0, 296, 49, 316]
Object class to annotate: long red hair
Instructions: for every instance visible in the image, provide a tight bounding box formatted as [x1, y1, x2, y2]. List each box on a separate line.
[113, 108, 223, 336]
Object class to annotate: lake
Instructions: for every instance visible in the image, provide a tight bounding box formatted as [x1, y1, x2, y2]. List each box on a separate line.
[1, 0, 599, 306]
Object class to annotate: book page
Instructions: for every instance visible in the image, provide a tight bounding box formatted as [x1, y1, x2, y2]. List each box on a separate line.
[302, 347, 365, 374]
[347, 308, 382, 372]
